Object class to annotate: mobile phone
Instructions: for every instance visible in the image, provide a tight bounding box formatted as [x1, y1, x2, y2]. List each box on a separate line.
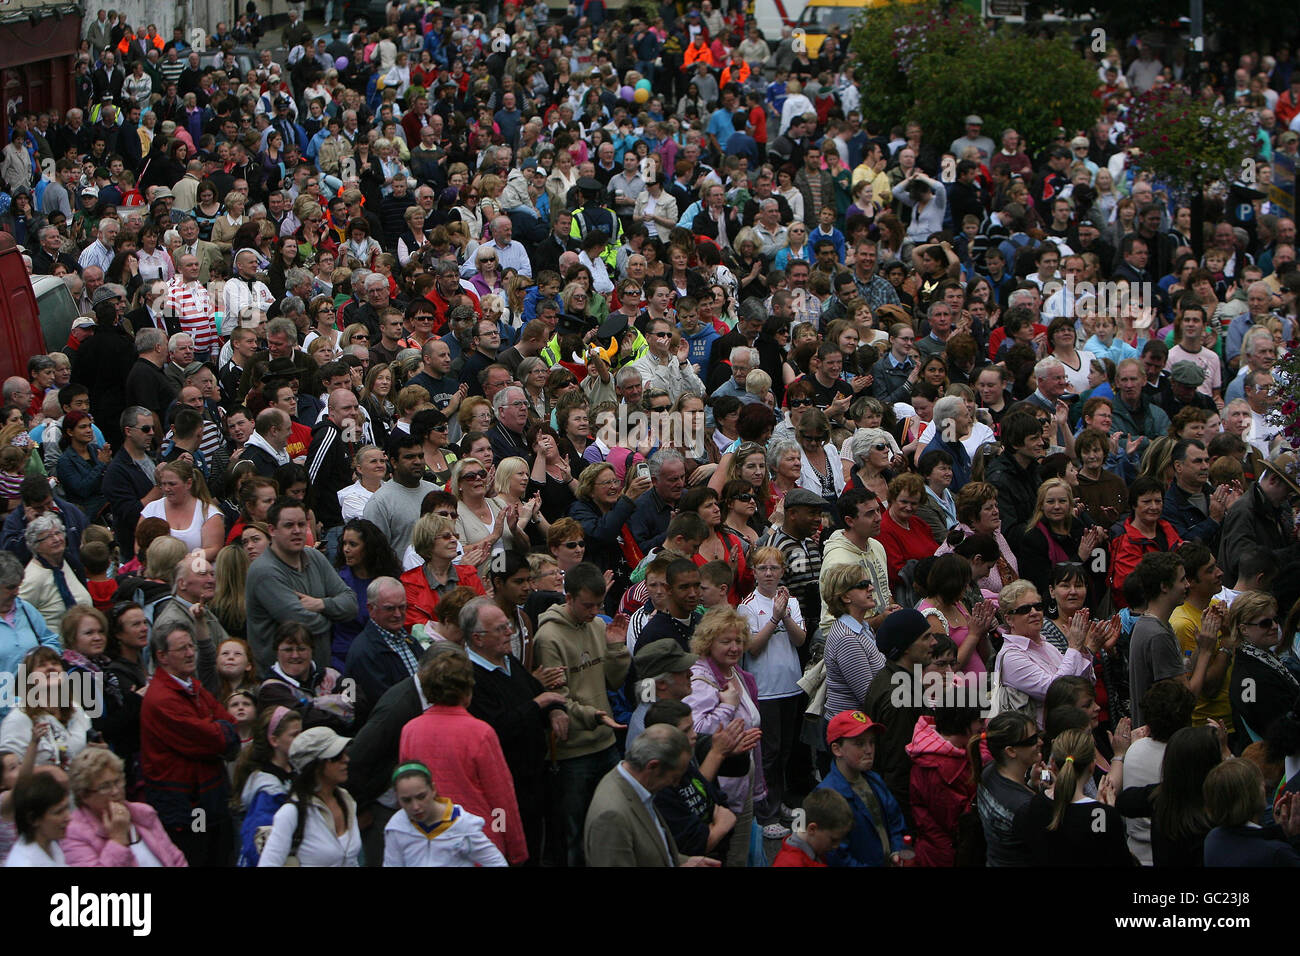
[635, 463, 650, 481]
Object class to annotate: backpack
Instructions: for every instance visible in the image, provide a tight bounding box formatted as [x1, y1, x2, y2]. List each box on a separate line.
[253, 796, 311, 867]
[238, 787, 288, 867]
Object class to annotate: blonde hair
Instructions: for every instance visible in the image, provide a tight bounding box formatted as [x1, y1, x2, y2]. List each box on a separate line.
[997, 579, 1039, 616]
[144, 535, 187, 585]
[823, 564, 872, 617]
[1025, 477, 1073, 534]
[1047, 728, 1096, 831]
[450, 456, 485, 499]
[156, 458, 216, 509]
[689, 605, 749, 656]
[410, 513, 457, 562]
[493, 456, 529, 496]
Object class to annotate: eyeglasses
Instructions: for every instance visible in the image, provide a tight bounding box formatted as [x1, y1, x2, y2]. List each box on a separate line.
[595, 478, 621, 489]
[801, 432, 828, 443]
[352, 334, 369, 341]
[431, 424, 448, 433]
[871, 442, 889, 452]
[480, 256, 497, 263]
[560, 540, 585, 550]
[649, 404, 671, 413]
[1008, 601, 1045, 616]
[433, 510, 458, 519]
[132, 424, 155, 433]
[460, 471, 487, 482]
[1246, 618, 1277, 630]
[505, 400, 530, 409]
[90, 776, 127, 795]
[319, 305, 336, 312]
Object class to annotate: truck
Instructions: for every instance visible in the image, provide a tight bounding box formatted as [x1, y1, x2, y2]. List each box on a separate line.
[0, 232, 80, 381]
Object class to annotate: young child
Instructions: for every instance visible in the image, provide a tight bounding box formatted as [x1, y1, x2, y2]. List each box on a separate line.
[1084, 313, 1139, 366]
[383, 762, 507, 867]
[818, 710, 909, 867]
[225, 690, 257, 754]
[79, 540, 117, 612]
[697, 560, 733, 611]
[772, 787, 854, 867]
[0, 447, 26, 512]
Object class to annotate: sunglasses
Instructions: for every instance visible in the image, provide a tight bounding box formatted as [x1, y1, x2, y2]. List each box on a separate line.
[461, 471, 487, 482]
[1247, 618, 1277, 630]
[849, 580, 873, 592]
[1011, 732, 1041, 748]
[788, 398, 812, 408]
[560, 540, 585, 550]
[1009, 601, 1045, 616]
[434, 510, 457, 519]
[802, 432, 828, 442]
[732, 493, 754, 503]
[132, 424, 155, 433]
[437, 532, 460, 541]
[871, 442, 889, 452]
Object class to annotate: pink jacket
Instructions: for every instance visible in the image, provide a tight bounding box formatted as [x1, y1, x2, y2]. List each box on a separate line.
[399, 704, 527, 865]
[63, 801, 188, 867]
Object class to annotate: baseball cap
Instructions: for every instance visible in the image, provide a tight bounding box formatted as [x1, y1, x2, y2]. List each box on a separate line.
[964, 114, 983, 126]
[826, 710, 884, 746]
[782, 488, 824, 509]
[1070, 136, 1089, 149]
[289, 726, 350, 773]
[1169, 360, 1206, 387]
[634, 638, 697, 677]
[80, 186, 99, 198]
[72, 317, 96, 331]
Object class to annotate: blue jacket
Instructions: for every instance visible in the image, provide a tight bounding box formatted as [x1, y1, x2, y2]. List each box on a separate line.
[921, 434, 972, 492]
[683, 324, 720, 368]
[344, 619, 422, 724]
[818, 762, 908, 867]
[521, 286, 562, 325]
[2, 496, 88, 572]
[1162, 480, 1220, 548]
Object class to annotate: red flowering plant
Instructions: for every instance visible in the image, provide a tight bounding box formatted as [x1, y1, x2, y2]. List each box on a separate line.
[1124, 86, 1259, 190]
[1269, 351, 1300, 454]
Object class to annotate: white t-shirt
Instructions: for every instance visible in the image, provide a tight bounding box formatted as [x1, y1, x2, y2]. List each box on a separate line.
[738, 591, 804, 699]
[337, 481, 377, 522]
[4, 838, 65, 866]
[140, 499, 221, 553]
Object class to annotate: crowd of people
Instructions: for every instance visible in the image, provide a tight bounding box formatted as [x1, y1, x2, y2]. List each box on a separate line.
[1, 0, 1300, 869]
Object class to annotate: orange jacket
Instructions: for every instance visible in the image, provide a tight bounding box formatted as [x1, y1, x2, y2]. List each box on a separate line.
[720, 61, 751, 86]
[684, 42, 715, 68]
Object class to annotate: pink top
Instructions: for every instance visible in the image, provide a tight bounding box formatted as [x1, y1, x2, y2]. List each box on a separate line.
[916, 599, 986, 677]
[996, 633, 1094, 726]
[62, 801, 188, 868]
[399, 703, 527, 864]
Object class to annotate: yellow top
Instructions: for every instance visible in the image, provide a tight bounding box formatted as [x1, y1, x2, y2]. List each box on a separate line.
[1169, 602, 1234, 732]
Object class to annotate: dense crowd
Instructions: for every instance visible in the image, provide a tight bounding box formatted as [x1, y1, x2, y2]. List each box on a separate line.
[0, 0, 1299, 869]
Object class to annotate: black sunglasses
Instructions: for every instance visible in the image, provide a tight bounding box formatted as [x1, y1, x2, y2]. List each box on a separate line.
[788, 398, 812, 408]
[1247, 618, 1277, 630]
[460, 470, 487, 482]
[1009, 601, 1045, 616]
[732, 493, 754, 503]
[802, 432, 828, 442]
[560, 541, 585, 550]
[1011, 732, 1041, 748]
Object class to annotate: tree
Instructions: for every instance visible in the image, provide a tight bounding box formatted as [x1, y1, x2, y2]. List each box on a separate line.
[851, 1, 1098, 153]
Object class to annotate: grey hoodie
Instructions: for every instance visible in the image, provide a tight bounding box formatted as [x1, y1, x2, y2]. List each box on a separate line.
[818, 529, 892, 632]
[533, 602, 631, 760]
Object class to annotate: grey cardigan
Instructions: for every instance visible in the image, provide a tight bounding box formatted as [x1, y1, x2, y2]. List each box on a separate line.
[245, 546, 358, 674]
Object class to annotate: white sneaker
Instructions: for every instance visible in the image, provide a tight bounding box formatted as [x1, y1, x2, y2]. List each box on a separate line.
[762, 822, 792, 840]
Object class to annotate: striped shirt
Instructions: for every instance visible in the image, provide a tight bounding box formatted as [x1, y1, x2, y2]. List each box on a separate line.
[166, 277, 217, 354]
[823, 614, 886, 717]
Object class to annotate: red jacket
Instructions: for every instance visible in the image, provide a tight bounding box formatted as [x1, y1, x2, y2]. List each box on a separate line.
[401, 562, 485, 630]
[140, 667, 237, 814]
[399, 704, 528, 864]
[1108, 517, 1182, 608]
[772, 837, 826, 867]
[904, 715, 975, 867]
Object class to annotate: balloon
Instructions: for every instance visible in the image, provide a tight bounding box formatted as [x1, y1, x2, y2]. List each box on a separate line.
[619, 85, 634, 101]
[335, 56, 349, 69]
[636, 78, 651, 91]
[634, 87, 649, 104]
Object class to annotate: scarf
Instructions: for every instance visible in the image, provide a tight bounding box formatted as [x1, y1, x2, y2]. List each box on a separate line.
[61, 649, 124, 708]
[1035, 521, 1071, 565]
[37, 555, 76, 609]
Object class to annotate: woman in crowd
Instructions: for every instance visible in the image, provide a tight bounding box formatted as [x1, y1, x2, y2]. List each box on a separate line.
[1115, 724, 1225, 867]
[527, 423, 579, 523]
[680, 486, 752, 600]
[401, 513, 486, 631]
[411, 410, 456, 486]
[58, 606, 139, 763]
[258, 727, 360, 867]
[234, 707, 302, 867]
[1012, 727, 1134, 865]
[974, 711, 1044, 866]
[571, 462, 650, 611]
[55, 410, 111, 521]
[916, 449, 957, 541]
[383, 761, 508, 867]
[822, 564, 885, 720]
[906, 704, 984, 867]
[1019, 478, 1107, 601]
[1109, 477, 1183, 608]
[106, 600, 151, 705]
[258, 624, 351, 731]
[361, 365, 397, 444]
[333, 518, 403, 670]
[916, 554, 996, 677]
[765, 439, 801, 511]
[519, 357, 549, 420]
[454, 457, 525, 581]
[207, 545, 248, 643]
[303, 296, 343, 358]
[398, 650, 528, 864]
[1203, 758, 1300, 865]
[845, 428, 895, 501]
[4, 771, 71, 867]
[0, 646, 90, 770]
[492, 456, 545, 545]
[469, 245, 506, 297]
[995, 579, 1104, 726]
[877, 473, 937, 587]
[192, 181, 224, 245]
[139, 460, 224, 563]
[720, 479, 761, 552]
[211, 191, 247, 252]
[935, 482, 1019, 594]
[19, 514, 91, 631]
[63, 748, 187, 867]
[337, 445, 387, 523]
[1226, 591, 1300, 743]
[683, 606, 767, 867]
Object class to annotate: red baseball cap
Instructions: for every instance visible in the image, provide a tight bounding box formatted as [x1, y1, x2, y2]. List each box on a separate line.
[826, 711, 884, 746]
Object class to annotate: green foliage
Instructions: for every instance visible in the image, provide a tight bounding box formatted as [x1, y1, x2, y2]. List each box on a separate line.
[850, 0, 1097, 148]
[1124, 87, 1259, 191]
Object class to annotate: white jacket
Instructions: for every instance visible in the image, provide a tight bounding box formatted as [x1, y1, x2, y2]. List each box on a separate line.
[0, 706, 91, 769]
[257, 790, 361, 867]
[382, 804, 507, 867]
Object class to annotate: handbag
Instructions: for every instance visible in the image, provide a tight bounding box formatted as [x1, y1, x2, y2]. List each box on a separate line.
[986, 649, 1034, 720]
